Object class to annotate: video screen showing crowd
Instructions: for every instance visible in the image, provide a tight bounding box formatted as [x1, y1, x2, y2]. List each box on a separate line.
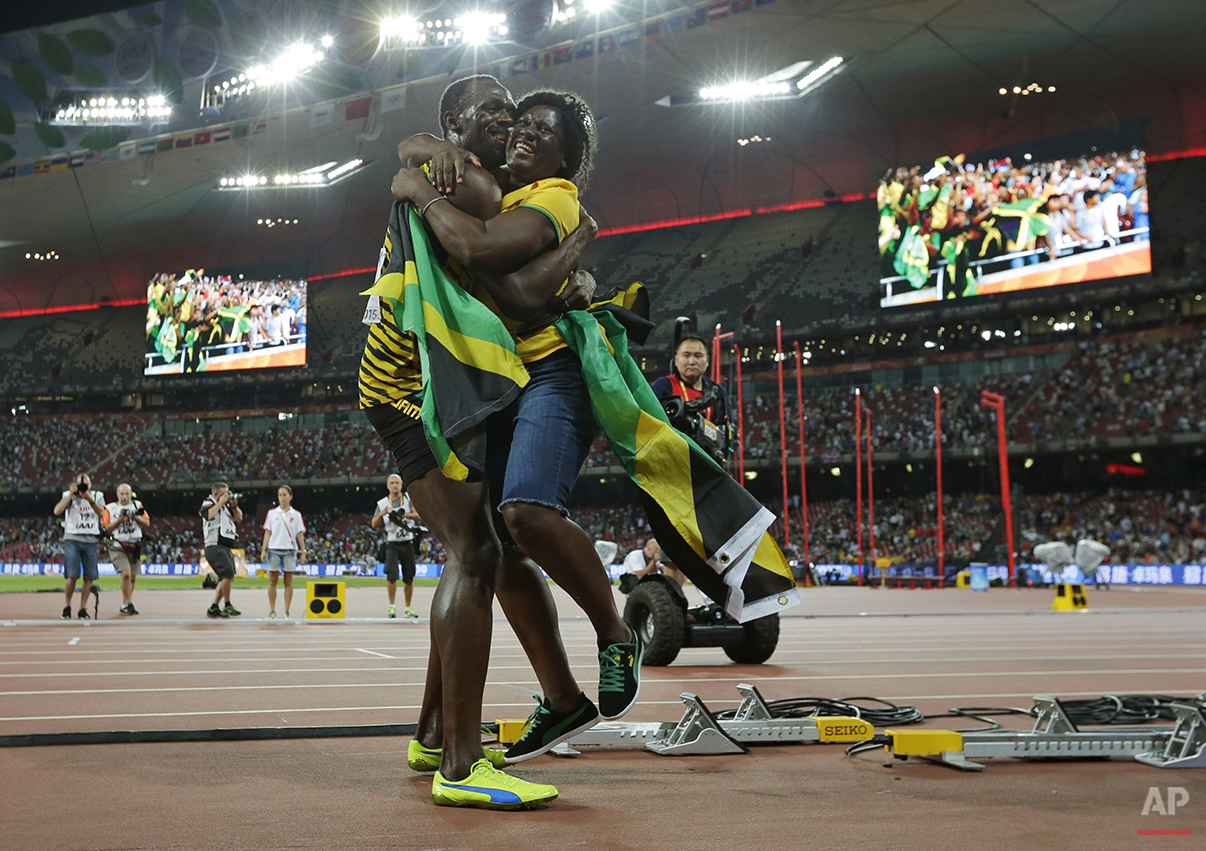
[878, 148, 1150, 307]
[144, 270, 307, 375]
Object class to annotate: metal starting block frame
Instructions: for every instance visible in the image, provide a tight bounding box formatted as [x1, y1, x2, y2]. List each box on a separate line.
[887, 694, 1206, 771]
[553, 684, 874, 757]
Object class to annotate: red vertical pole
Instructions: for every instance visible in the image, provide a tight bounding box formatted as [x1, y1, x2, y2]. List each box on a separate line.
[776, 322, 790, 548]
[793, 342, 810, 566]
[712, 324, 722, 384]
[732, 343, 746, 485]
[855, 388, 863, 585]
[934, 386, 946, 588]
[981, 392, 1016, 587]
[866, 408, 876, 587]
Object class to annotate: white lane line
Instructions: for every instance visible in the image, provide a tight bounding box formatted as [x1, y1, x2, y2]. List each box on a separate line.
[8, 682, 1206, 724]
[2, 653, 1204, 680]
[5, 667, 1204, 698]
[354, 649, 395, 659]
[68, 638, 80, 645]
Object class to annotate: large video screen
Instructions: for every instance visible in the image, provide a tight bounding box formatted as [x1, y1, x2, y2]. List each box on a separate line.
[878, 148, 1149, 307]
[144, 270, 307, 375]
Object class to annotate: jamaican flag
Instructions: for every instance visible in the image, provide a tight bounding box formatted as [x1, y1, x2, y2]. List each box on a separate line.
[978, 198, 1053, 259]
[361, 201, 528, 480]
[557, 307, 800, 623]
[893, 224, 933, 289]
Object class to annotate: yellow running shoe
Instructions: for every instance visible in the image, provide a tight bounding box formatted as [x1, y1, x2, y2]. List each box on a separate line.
[432, 759, 558, 810]
[407, 738, 506, 771]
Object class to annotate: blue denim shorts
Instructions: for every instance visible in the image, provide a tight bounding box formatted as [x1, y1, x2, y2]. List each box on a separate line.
[64, 539, 99, 581]
[266, 550, 298, 573]
[486, 349, 598, 522]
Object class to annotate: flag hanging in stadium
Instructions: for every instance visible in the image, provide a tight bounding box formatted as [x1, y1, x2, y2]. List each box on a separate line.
[360, 200, 529, 481]
[557, 306, 800, 623]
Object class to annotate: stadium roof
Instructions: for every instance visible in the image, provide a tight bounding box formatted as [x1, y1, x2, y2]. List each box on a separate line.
[0, 0, 1203, 313]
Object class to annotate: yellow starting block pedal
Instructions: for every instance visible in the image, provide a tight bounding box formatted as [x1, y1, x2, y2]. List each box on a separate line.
[886, 728, 964, 757]
[1051, 582, 1089, 611]
[495, 718, 529, 746]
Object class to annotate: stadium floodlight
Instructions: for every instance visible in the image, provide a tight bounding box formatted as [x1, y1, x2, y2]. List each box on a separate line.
[700, 80, 792, 101]
[795, 56, 844, 94]
[321, 34, 334, 48]
[454, 11, 508, 45]
[216, 159, 370, 191]
[381, 16, 424, 42]
[661, 58, 848, 107]
[44, 89, 171, 126]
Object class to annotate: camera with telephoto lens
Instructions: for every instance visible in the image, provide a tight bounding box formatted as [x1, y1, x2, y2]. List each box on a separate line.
[661, 384, 729, 466]
[118, 507, 135, 520]
[388, 508, 407, 525]
[227, 493, 243, 502]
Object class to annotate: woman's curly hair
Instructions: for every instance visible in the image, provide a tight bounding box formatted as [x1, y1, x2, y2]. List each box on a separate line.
[514, 88, 598, 190]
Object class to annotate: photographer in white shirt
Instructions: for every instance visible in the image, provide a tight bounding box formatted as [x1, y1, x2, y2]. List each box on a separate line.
[53, 473, 105, 620]
[102, 483, 151, 616]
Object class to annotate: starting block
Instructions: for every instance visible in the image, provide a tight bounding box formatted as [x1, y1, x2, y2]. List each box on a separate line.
[1052, 583, 1089, 611]
[884, 694, 1206, 771]
[551, 684, 873, 757]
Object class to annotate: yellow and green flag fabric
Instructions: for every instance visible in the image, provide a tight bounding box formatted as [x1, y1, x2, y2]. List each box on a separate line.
[361, 200, 529, 480]
[557, 307, 801, 623]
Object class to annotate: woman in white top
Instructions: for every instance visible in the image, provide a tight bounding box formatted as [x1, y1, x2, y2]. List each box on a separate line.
[260, 485, 307, 619]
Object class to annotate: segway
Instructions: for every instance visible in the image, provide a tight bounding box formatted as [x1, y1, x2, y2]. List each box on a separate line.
[622, 574, 780, 666]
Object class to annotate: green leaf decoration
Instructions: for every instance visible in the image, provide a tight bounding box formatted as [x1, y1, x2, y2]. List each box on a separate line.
[38, 34, 74, 76]
[34, 123, 65, 149]
[131, 11, 162, 28]
[66, 29, 116, 57]
[73, 65, 108, 88]
[307, 65, 362, 100]
[153, 57, 184, 104]
[0, 100, 14, 135]
[80, 126, 131, 151]
[11, 61, 49, 103]
[227, 13, 268, 58]
[182, 0, 223, 30]
[0, 141, 15, 165]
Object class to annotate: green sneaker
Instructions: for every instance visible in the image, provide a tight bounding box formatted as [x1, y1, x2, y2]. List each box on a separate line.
[207, 604, 228, 619]
[598, 628, 642, 720]
[267, 611, 276, 620]
[407, 739, 506, 772]
[504, 695, 600, 764]
[432, 759, 557, 810]
[405, 607, 418, 619]
[224, 603, 241, 617]
[388, 605, 397, 619]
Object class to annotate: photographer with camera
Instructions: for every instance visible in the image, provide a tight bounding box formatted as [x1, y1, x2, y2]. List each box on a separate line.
[260, 485, 307, 619]
[53, 473, 105, 619]
[650, 332, 732, 465]
[200, 482, 243, 618]
[371, 473, 421, 619]
[102, 483, 151, 615]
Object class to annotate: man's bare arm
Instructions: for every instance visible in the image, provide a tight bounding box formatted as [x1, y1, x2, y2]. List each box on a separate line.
[471, 210, 599, 321]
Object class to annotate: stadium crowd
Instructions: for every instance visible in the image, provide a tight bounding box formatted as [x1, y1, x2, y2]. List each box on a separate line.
[145, 272, 307, 373]
[879, 150, 1148, 298]
[8, 325, 1206, 490]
